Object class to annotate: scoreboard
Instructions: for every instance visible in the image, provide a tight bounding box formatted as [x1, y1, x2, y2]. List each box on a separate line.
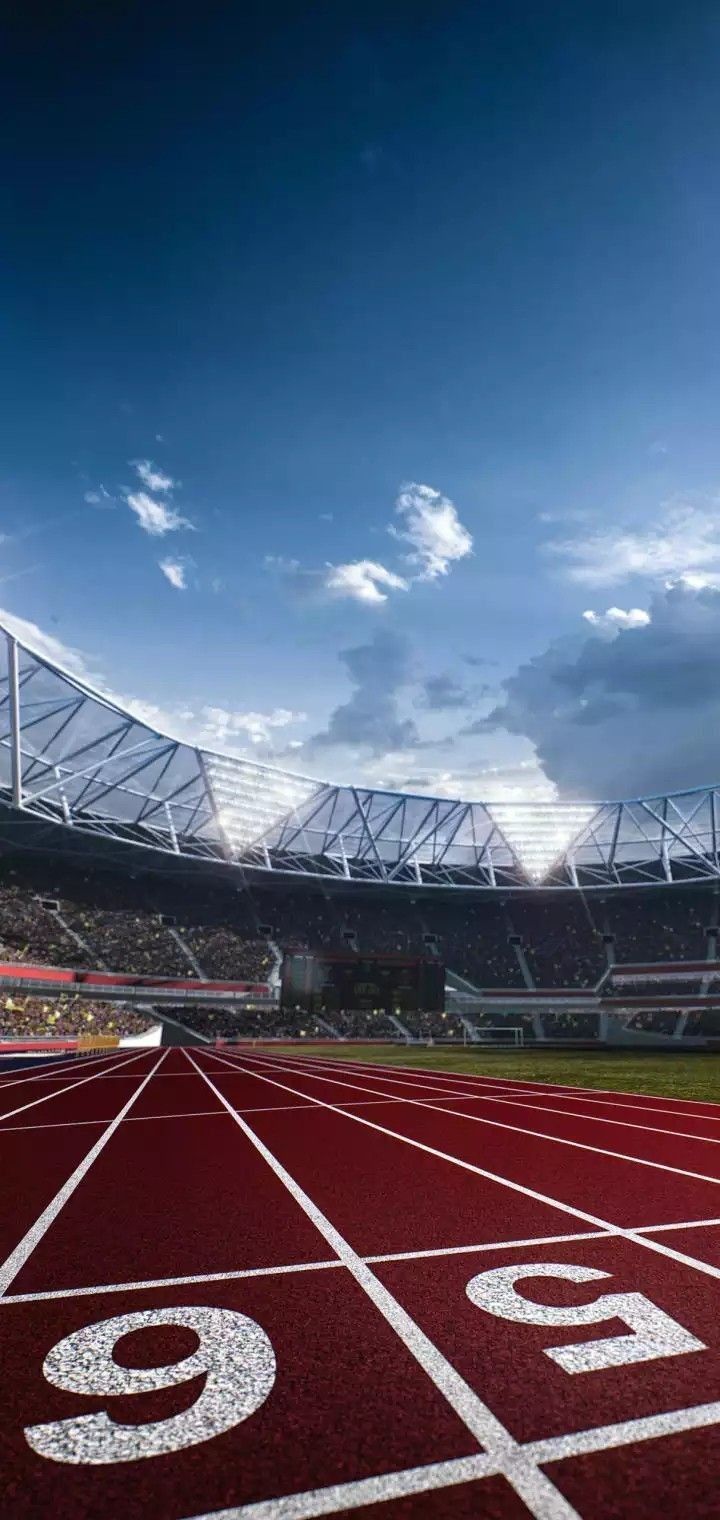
[280, 953, 444, 1015]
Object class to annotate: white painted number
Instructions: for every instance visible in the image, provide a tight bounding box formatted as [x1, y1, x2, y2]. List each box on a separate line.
[24, 1306, 276, 1464]
[466, 1262, 705, 1374]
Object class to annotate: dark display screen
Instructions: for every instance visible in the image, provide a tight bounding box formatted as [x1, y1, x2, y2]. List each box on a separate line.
[281, 954, 444, 1014]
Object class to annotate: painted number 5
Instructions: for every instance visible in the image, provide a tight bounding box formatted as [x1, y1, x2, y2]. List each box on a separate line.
[466, 1263, 705, 1374]
[24, 1306, 276, 1464]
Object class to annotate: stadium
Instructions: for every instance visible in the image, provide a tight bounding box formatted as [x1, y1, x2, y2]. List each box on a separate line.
[0, 624, 719, 1052]
[2, 620, 720, 1520]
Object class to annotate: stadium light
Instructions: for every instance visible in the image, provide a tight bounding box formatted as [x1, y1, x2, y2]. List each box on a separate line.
[204, 754, 317, 853]
[487, 802, 595, 882]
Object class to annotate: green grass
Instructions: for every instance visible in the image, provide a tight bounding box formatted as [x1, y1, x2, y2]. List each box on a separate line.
[269, 1043, 720, 1103]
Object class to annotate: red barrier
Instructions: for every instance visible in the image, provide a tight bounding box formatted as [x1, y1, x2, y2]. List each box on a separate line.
[0, 962, 269, 997]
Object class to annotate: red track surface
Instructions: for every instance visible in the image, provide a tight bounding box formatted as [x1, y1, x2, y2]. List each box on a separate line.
[2, 1044, 720, 1518]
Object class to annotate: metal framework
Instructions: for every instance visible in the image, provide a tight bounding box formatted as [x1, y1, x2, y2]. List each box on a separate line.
[1, 624, 720, 891]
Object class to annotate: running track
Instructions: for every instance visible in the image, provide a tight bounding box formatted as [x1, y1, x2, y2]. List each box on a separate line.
[2, 1045, 720, 1518]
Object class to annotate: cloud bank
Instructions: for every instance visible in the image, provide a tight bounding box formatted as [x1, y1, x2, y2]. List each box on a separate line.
[477, 581, 720, 798]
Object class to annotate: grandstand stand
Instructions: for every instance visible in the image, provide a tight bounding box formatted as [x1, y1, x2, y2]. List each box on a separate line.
[0, 995, 153, 1038]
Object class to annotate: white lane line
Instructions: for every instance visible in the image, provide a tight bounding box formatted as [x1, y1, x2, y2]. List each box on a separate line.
[0, 1049, 168, 1298]
[526, 1398, 720, 1464]
[181, 1397, 720, 1519]
[0, 1229, 615, 1304]
[237, 1049, 720, 1191]
[637, 1215, 720, 1234]
[181, 1453, 495, 1520]
[186, 1050, 582, 1520]
[2, 1257, 344, 1304]
[303, 1050, 720, 1117]
[0, 1092, 477, 1137]
[5, 1211, 720, 1306]
[364, 1230, 615, 1264]
[0, 1048, 133, 1091]
[199, 1049, 720, 1285]
[0, 1046, 155, 1128]
[266, 1050, 720, 1141]
[0, 1109, 230, 1133]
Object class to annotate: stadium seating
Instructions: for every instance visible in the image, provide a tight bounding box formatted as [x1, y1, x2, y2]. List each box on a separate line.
[0, 994, 153, 1038]
[0, 852, 718, 1043]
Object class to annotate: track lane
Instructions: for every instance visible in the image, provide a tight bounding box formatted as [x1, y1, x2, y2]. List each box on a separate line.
[239, 1050, 720, 1180]
[203, 1050, 720, 1266]
[0, 1047, 135, 1090]
[217, 1050, 720, 1212]
[243, 1050, 720, 1154]
[193, 1053, 595, 1258]
[188, 1051, 720, 1520]
[281, 1051, 720, 1125]
[0, 1047, 158, 1125]
[0, 1052, 167, 1297]
[265, 1050, 720, 1138]
[6, 1041, 719, 1519]
[10, 1067, 342, 1296]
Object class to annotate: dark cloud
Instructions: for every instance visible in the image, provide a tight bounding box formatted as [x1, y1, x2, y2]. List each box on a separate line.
[475, 582, 720, 799]
[306, 629, 420, 756]
[464, 654, 498, 667]
[417, 673, 473, 711]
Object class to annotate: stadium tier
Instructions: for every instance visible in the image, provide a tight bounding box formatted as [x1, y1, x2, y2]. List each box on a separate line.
[0, 623, 718, 1046]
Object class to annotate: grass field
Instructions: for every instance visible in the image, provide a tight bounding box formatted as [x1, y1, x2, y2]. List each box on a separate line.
[268, 1042, 720, 1102]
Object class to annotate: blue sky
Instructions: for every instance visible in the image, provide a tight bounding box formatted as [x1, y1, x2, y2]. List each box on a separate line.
[5, 3, 720, 801]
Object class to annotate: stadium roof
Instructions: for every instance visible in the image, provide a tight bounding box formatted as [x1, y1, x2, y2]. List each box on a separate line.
[1, 622, 719, 891]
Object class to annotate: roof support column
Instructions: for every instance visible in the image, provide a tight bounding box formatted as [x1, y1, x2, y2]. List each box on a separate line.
[6, 634, 22, 808]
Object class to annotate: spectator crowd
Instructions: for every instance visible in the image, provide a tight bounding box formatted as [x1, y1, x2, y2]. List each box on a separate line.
[0, 851, 717, 1043]
[0, 995, 153, 1039]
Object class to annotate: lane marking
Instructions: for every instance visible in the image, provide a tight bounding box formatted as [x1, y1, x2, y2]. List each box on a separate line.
[290, 1050, 720, 1119]
[267, 1051, 720, 1143]
[237, 1049, 720, 1191]
[200, 1049, 720, 1284]
[180, 1399, 720, 1519]
[0, 1048, 137, 1091]
[2, 1259, 344, 1304]
[0, 1047, 159, 1128]
[0, 1093, 491, 1135]
[182, 1453, 495, 1520]
[0, 1050, 168, 1298]
[0, 1110, 231, 1133]
[638, 1215, 720, 1234]
[525, 1397, 720, 1462]
[0, 1233, 616, 1305]
[186, 1050, 582, 1520]
[4, 1215, 719, 1305]
[365, 1231, 616, 1264]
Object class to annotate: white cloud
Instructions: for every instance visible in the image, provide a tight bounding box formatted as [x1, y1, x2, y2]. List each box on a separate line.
[264, 554, 300, 572]
[391, 482, 473, 581]
[582, 606, 651, 633]
[546, 502, 720, 587]
[355, 756, 554, 803]
[159, 557, 188, 590]
[126, 491, 193, 537]
[132, 459, 175, 493]
[84, 485, 114, 507]
[197, 705, 306, 747]
[0, 609, 98, 682]
[0, 606, 306, 756]
[324, 559, 409, 605]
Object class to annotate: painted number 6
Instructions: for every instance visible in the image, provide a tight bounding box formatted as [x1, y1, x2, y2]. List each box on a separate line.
[24, 1306, 276, 1464]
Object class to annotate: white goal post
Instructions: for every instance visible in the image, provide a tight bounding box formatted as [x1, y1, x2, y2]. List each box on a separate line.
[414, 1026, 525, 1049]
[472, 1025, 525, 1048]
